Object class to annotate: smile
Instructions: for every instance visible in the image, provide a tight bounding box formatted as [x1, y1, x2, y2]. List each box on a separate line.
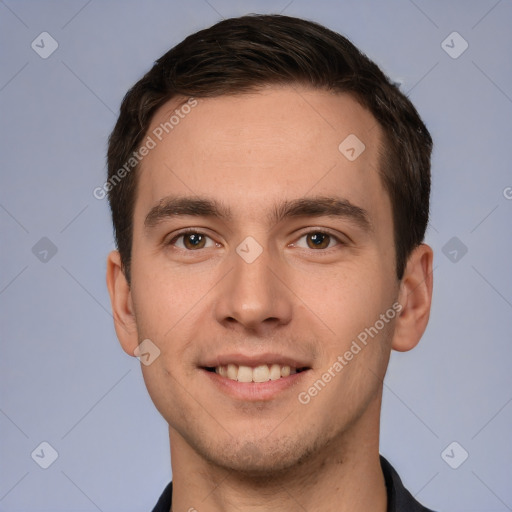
[206, 364, 308, 383]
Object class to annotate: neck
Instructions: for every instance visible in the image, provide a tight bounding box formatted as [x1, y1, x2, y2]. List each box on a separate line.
[168, 399, 387, 512]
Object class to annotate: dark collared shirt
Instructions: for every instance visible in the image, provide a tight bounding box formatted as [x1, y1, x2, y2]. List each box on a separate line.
[151, 455, 436, 511]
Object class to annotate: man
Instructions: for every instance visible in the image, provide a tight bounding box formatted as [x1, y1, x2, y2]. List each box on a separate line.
[106, 14, 435, 512]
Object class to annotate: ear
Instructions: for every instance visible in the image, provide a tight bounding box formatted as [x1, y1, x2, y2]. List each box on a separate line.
[392, 243, 434, 352]
[106, 250, 139, 356]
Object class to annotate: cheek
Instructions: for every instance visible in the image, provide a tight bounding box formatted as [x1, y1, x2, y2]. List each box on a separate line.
[130, 246, 207, 332]
[297, 260, 393, 342]
[130, 259, 220, 373]
[139, 360, 193, 427]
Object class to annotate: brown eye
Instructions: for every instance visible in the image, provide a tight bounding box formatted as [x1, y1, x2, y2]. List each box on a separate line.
[183, 233, 206, 250]
[306, 232, 332, 249]
[290, 230, 343, 251]
[170, 231, 215, 250]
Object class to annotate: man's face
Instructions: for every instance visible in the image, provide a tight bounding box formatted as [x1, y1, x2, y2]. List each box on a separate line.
[127, 86, 400, 473]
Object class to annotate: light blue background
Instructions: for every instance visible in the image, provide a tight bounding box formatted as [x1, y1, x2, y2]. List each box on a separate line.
[1, 1, 511, 511]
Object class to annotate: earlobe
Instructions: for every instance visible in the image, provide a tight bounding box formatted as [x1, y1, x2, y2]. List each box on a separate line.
[392, 244, 434, 352]
[106, 250, 139, 356]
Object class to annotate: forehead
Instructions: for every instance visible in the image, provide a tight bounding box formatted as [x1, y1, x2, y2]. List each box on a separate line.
[135, 86, 388, 228]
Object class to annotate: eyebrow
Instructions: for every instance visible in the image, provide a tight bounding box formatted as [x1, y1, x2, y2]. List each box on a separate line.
[144, 195, 372, 232]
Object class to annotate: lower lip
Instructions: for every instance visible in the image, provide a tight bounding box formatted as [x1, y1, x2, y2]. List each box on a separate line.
[201, 368, 310, 401]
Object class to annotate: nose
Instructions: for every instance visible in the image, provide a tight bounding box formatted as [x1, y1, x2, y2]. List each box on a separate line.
[213, 241, 293, 335]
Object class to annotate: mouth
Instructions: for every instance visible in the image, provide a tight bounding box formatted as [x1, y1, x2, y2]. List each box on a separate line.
[199, 354, 312, 401]
[203, 363, 310, 383]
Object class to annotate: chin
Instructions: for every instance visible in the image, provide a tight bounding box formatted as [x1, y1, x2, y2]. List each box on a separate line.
[198, 433, 322, 478]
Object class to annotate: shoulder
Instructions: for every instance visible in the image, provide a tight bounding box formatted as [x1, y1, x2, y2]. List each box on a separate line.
[150, 480, 173, 512]
[380, 455, 437, 512]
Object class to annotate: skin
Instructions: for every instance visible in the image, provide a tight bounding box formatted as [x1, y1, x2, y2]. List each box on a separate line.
[106, 86, 433, 512]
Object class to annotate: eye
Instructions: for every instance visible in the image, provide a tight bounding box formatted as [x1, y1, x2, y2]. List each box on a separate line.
[292, 231, 342, 250]
[168, 230, 217, 250]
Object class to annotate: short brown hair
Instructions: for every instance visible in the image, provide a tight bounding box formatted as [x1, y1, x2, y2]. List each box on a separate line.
[107, 14, 432, 283]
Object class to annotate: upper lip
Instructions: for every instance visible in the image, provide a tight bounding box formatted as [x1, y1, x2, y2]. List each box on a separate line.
[200, 352, 312, 369]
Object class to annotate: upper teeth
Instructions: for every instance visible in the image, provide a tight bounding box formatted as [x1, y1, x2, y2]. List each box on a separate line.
[215, 364, 296, 382]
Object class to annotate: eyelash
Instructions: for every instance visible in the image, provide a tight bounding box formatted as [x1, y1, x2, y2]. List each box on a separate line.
[166, 228, 345, 251]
